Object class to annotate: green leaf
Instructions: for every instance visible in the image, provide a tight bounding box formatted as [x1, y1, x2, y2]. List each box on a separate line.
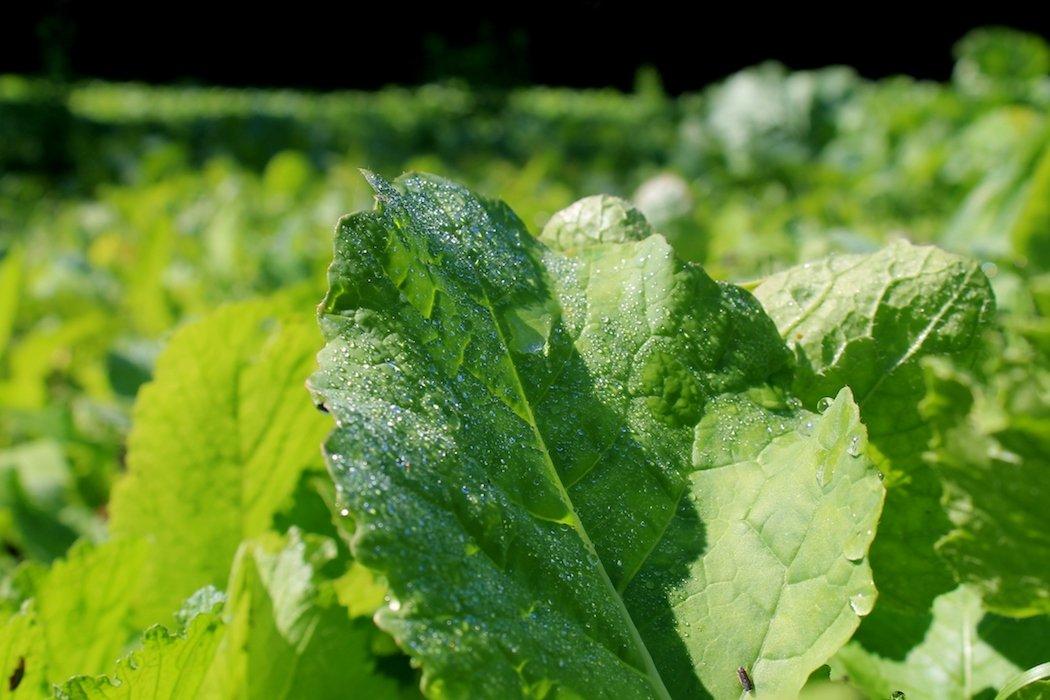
[922, 358, 1050, 616]
[0, 245, 22, 361]
[624, 389, 882, 699]
[831, 586, 1050, 700]
[57, 607, 225, 700]
[310, 174, 884, 698]
[996, 666, 1050, 700]
[0, 539, 150, 687]
[1010, 141, 1050, 270]
[205, 530, 411, 699]
[941, 127, 1050, 269]
[108, 295, 331, 626]
[0, 295, 376, 692]
[754, 240, 995, 657]
[0, 606, 44, 698]
[34, 540, 152, 682]
[57, 531, 413, 700]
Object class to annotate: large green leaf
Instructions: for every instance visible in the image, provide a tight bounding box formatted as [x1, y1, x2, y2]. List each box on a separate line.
[108, 294, 331, 626]
[310, 174, 884, 698]
[831, 586, 1050, 700]
[754, 240, 995, 657]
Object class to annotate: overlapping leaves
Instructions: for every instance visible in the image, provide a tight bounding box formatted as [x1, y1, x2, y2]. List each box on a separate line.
[310, 174, 887, 698]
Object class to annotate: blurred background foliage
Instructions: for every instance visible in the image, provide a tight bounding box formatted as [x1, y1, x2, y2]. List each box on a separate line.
[0, 27, 1048, 572]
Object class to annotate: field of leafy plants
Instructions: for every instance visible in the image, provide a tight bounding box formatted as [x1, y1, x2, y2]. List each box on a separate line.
[0, 26, 1048, 699]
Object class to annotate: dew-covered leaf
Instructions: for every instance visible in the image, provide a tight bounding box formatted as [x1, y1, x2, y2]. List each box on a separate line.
[625, 389, 883, 699]
[310, 173, 885, 698]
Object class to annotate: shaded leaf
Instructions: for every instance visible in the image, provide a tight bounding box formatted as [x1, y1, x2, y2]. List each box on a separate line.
[832, 587, 1050, 700]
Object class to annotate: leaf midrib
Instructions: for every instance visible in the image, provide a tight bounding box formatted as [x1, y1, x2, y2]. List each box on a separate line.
[473, 272, 673, 700]
[418, 187, 671, 699]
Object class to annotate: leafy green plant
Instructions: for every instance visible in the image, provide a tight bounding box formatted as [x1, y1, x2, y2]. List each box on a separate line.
[0, 25, 1048, 699]
[303, 174, 1022, 698]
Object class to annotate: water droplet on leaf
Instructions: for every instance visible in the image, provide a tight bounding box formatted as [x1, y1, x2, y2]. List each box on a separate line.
[849, 588, 876, 616]
[847, 435, 862, 457]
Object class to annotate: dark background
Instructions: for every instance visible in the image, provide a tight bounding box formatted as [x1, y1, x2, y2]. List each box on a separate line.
[3, 2, 1050, 93]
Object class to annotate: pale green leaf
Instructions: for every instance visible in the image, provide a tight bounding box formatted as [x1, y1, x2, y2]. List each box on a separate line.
[831, 586, 1050, 700]
[624, 389, 882, 699]
[206, 530, 411, 699]
[0, 606, 44, 698]
[109, 296, 331, 626]
[0, 539, 150, 688]
[1010, 141, 1050, 270]
[58, 609, 225, 700]
[754, 240, 995, 656]
[942, 129, 1050, 268]
[57, 531, 412, 700]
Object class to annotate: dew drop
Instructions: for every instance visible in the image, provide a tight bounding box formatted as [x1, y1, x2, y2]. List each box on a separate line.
[799, 419, 815, 437]
[817, 396, 834, 412]
[847, 435, 862, 457]
[849, 589, 876, 616]
[843, 528, 871, 561]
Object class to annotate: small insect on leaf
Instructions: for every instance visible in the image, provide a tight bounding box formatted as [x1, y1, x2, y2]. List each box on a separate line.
[738, 666, 754, 693]
[8, 656, 25, 691]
